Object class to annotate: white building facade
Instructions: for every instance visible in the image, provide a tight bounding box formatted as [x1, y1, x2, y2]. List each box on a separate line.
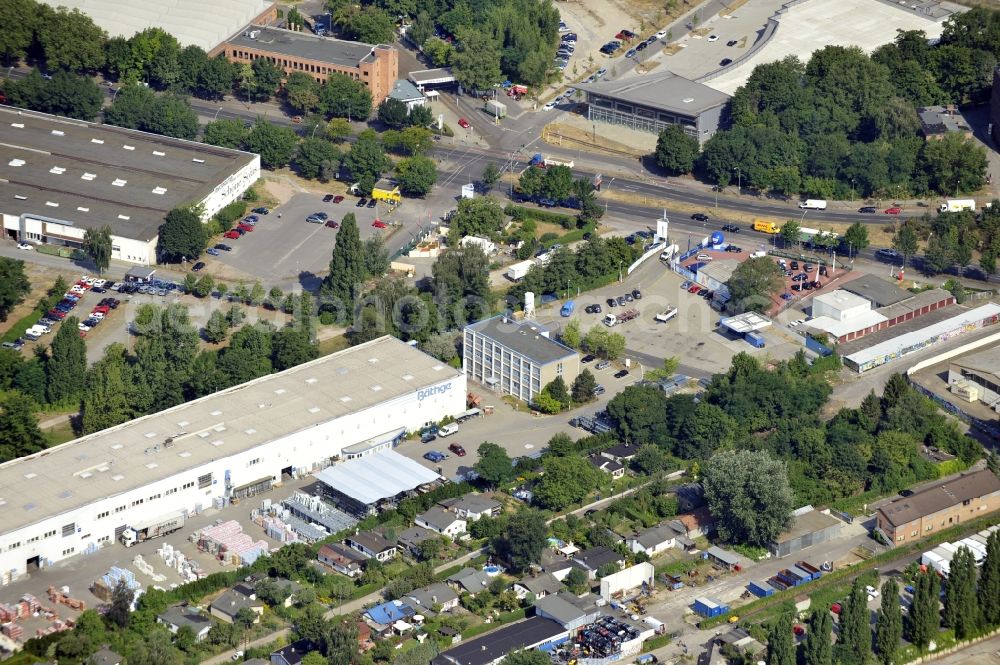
[0, 337, 464, 584]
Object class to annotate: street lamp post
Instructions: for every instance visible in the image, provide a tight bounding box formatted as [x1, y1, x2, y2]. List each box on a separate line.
[604, 177, 615, 215]
[213, 107, 223, 121]
[733, 166, 741, 194]
[851, 178, 855, 202]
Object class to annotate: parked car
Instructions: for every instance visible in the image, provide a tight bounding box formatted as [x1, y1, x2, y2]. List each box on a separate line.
[726, 39, 738, 46]
[582, 354, 596, 363]
[372, 220, 388, 228]
[859, 206, 877, 213]
[16, 242, 33, 250]
[875, 248, 902, 261]
[707, 34, 719, 42]
[720, 58, 732, 66]
[596, 360, 611, 370]
[691, 213, 709, 221]
[367, 198, 378, 208]
[614, 369, 630, 378]
[325, 220, 340, 229]
[632, 289, 642, 299]
[458, 118, 470, 128]
[424, 451, 446, 463]
[616, 296, 626, 306]
[252, 207, 269, 215]
[224, 230, 240, 239]
[215, 244, 232, 251]
[356, 198, 368, 207]
[333, 195, 345, 204]
[884, 206, 902, 215]
[421, 432, 437, 443]
[448, 443, 467, 456]
[606, 297, 616, 307]
[192, 262, 205, 272]
[323, 194, 334, 202]
[593, 385, 606, 396]
[206, 248, 220, 256]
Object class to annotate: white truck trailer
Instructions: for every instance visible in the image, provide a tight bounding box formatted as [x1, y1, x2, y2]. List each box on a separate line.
[506, 260, 535, 281]
[120, 510, 187, 547]
[939, 199, 976, 213]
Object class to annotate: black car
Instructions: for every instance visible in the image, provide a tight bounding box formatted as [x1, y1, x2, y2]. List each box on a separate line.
[593, 303, 602, 313]
[91, 286, 106, 293]
[357, 197, 368, 207]
[614, 369, 630, 378]
[722, 224, 740, 232]
[606, 297, 617, 307]
[720, 58, 732, 66]
[859, 206, 878, 214]
[323, 194, 334, 202]
[252, 207, 269, 215]
[819, 265, 828, 276]
[725, 246, 741, 253]
[636, 42, 648, 51]
[624, 292, 634, 302]
[367, 198, 378, 208]
[727, 39, 738, 46]
[215, 244, 232, 251]
[632, 289, 642, 299]
[790, 260, 799, 270]
[421, 432, 437, 443]
[691, 213, 710, 221]
[616, 295, 627, 306]
[192, 262, 205, 272]
[582, 354, 596, 363]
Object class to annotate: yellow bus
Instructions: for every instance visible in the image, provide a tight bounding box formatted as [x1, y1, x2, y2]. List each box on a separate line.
[753, 220, 779, 234]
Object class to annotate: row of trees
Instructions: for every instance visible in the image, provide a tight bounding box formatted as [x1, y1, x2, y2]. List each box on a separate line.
[655, 26, 994, 198]
[887, 202, 1000, 278]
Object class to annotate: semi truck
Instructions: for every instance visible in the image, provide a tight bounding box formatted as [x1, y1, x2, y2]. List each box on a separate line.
[528, 154, 574, 169]
[939, 199, 976, 213]
[484, 99, 507, 119]
[506, 260, 534, 281]
[603, 309, 639, 326]
[120, 510, 187, 547]
[798, 199, 827, 210]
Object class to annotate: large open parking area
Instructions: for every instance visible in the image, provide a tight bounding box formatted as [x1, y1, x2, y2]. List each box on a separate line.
[703, 0, 953, 94]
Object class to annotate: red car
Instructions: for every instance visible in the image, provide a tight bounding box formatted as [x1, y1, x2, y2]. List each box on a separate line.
[448, 443, 467, 457]
[48, 309, 67, 319]
[224, 230, 240, 239]
[884, 207, 902, 215]
[325, 220, 340, 229]
[458, 118, 470, 129]
[333, 195, 345, 204]
[237, 223, 254, 232]
[372, 220, 387, 228]
[688, 284, 701, 293]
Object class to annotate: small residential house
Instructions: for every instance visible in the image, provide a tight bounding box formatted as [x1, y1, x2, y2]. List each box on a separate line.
[396, 525, 438, 558]
[677, 506, 715, 538]
[364, 599, 416, 629]
[439, 494, 502, 521]
[405, 582, 460, 612]
[512, 573, 563, 599]
[447, 567, 494, 595]
[345, 531, 398, 562]
[271, 639, 322, 665]
[574, 546, 626, 579]
[157, 605, 212, 641]
[600, 443, 639, 463]
[90, 646, 123, 665]
[210, 588, 264, 624]
[416, 506, 467, 538]
[318, 543, 367, 578]
[627, 522, 687, 557]
[261, 577, 303, 608]
[588, 455, 625, 479]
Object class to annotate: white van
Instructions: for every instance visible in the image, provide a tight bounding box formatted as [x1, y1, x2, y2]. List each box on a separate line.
[438, 423, 459, 437]
[798, 199, 827, 210]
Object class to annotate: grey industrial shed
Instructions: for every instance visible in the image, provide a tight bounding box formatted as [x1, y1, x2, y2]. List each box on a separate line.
[768, 509, 842, 558]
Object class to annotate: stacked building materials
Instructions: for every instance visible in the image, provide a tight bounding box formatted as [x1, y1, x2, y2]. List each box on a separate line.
[262, 516, 300, 543]
[92, 567, 141, 601]
[198, 520, 268, 565]
[20, 594, 40, 614]
[2, 622, 24, 640]
[156, 544, 205, 582]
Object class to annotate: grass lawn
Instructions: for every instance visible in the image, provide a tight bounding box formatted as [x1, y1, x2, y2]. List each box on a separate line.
[42, 418, 77, 446]
[318, 333, 350, 356]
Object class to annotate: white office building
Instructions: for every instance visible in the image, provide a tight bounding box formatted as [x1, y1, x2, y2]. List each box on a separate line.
[0, 336, 465, 585]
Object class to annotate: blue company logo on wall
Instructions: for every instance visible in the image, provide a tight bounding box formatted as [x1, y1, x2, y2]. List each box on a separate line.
[417, 382, 452, 401]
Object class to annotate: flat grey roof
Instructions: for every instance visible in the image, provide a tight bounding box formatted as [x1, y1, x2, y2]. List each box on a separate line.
[535, 593, 587, 625]
[432, 617, 565, 665]
[876, 288, 953, 320]
[0, 336, 460, 536]
[577, 71, 730, 116]
[408, 68, 456, 85]
[37, 0, 272, 52]
[772, 510, 841, 544]
[951, 346, 1000, 381]
[228, 26, 381, 68]
[314, 450, 440, 505]
[465, 316, 577, 366]
[0, 106, 256, 241]
[841, 276, 912, 307]
[390, 79, 425, 102]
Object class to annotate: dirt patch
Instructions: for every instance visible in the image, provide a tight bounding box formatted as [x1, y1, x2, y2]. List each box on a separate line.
[662, 43, 685, 56]
[543, 119, 653, 158]
[720, 0, 750, 17]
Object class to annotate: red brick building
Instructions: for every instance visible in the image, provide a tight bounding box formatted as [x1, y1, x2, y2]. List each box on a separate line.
[216, 26, 398, 106]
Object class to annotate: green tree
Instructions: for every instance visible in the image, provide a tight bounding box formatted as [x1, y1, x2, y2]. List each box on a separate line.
[448, 196, 506, 241]
[779, 220, 801, 247]
[0, 0, 37, 66]
[342, 130, 391, 190]
[844, 222, 870, 256]
[702, 449, 793, 546]
[46, 316, 87, 405]
[196, 54, 236, 100]
[83, 225, 113, 274]
[645, 357, 680, 382]
[320, 213, 365, 312]
[564, 567, 589, 593]
[943, 545, 978, 638]
[395, 156, 438, 196]
[875, 578, 903, 665]
[475, 442, 515, 489]
[79, 344, 134, 434]
[632, 443, 671, 475]
[107, 579, 134, 628]
[423, 37, 454, 67]
[104, 83, 156, 129]
[378, 97, 409, 130]
[10, 69, 104, 120]
[0, 258, 30, 322]
[193, 274, 215, 299]
[294, 138, 341, 181]
[979, 530, 1000, 626]
[244, 119, 299, 169]
[540, 165, 574, 202]
[0, 391, 46, 463]
[285, 71, 321, 114]
[726, 256, 786, 313]
[452, 28, 502, 92]
[481, 162, 502, 192]
[431, 244, 492, 328]
[363, 235, 390, 279]
[837, 578, 870, 665]
[145, 94, 199, 139]
[654, 125, 699, 175]
[203, 119, 249, 149]
[803, 609, 832, 665]
[159, 207, 206, 262]
[545, 376, 570, 408]
[766, 612, 795, 665]
[409, 104, 433, 127]
[203, 310, 229, 344]
[908, 569, 940, 650]
[319, 73, 373, 121]
[492, 508, 548, 572]
[534, 455, 601, 511]
[571, 369, 597, 402]
[892, 222, 919, 266]
[562, 319, 581, 349]
[337, 6, 396, 43]
[920, 132, 988, 195]
[37, 7, 106, 72]
[400, 126, 433, 155]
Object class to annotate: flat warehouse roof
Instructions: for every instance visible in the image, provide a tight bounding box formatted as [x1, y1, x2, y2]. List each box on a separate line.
[841, 276, 913, 307]
[773, 510, 841, 543]
[0, 107, 257, 241]
[37, 0, 273, 52]
[577, 71, 730, 116]
[719, 312, 771, 334]
[408, 68, 456, 85]
[432, 617, 566, 665]
[228, 27, 381, 68]
[466, 316, 578, 365]
[0, 336, 461, 536]
[313, 450, 440, 505]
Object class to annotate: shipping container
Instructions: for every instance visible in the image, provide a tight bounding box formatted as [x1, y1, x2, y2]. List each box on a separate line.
[748, 581, 774, 598]
[693, 597, 728, 618]
[745, 331, 766, 348]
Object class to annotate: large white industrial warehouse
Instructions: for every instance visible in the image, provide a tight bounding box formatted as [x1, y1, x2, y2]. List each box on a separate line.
[0, 336, 465, 585]
[0, 106, 260, 265]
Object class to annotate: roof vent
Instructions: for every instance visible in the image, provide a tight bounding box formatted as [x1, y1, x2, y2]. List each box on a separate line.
[370, 385, 382, 392]
[682, 97, 694, 103]
[24, 473, 37, 480]
[111, 474, 124, 481]
[91, 138, 104, 144]
[77, 206, 90, 212]
[112, 178, 127, 187]
[8, 159, 25, 167]
[11, 123, 24, 128]
[51, 130, 64, 136]
[192, 158, 205, 164]
[14, 194, 27, 200]
[122, 144, 135, 151]
[145, 462, 158, 469]
[152, 186, 167, 195]
[81, 172, 96, 180]
[45, 201, 58, 207]
[152, 150, 165, 156]
[305, 377, 318, 384]
[308, 406, 321, 414]
[339, 396, 352, 403]
[49, 166, 66, 174]
[118, 214, 130, 220]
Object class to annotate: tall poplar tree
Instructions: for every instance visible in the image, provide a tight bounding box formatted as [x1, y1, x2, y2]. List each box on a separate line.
[803, 608, 832, 665]
[943, 545, 978, 639]
[908, 570, 940, 650]
[46, 316, 87, 404]
[766, 612, 795, 665]
[837, 578, 871, 665]
[319, 213, 365, 314]
[979, 530, 1000, 626]
[875, 578, 902, 665]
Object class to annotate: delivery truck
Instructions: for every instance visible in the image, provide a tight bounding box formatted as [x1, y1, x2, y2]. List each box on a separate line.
[604, 309, 639, 326]
[120, 510, 187, 547]
[506, 260, 534, 281]
[484, 99, 507, 119]
[753, 220, 779, 234]
[798, 199, 828, 210]
[654, 306, 678, 323]
[939, 199, 976, 213]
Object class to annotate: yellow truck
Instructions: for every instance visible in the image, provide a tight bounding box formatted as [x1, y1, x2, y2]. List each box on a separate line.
[753, 220, 779, 234]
